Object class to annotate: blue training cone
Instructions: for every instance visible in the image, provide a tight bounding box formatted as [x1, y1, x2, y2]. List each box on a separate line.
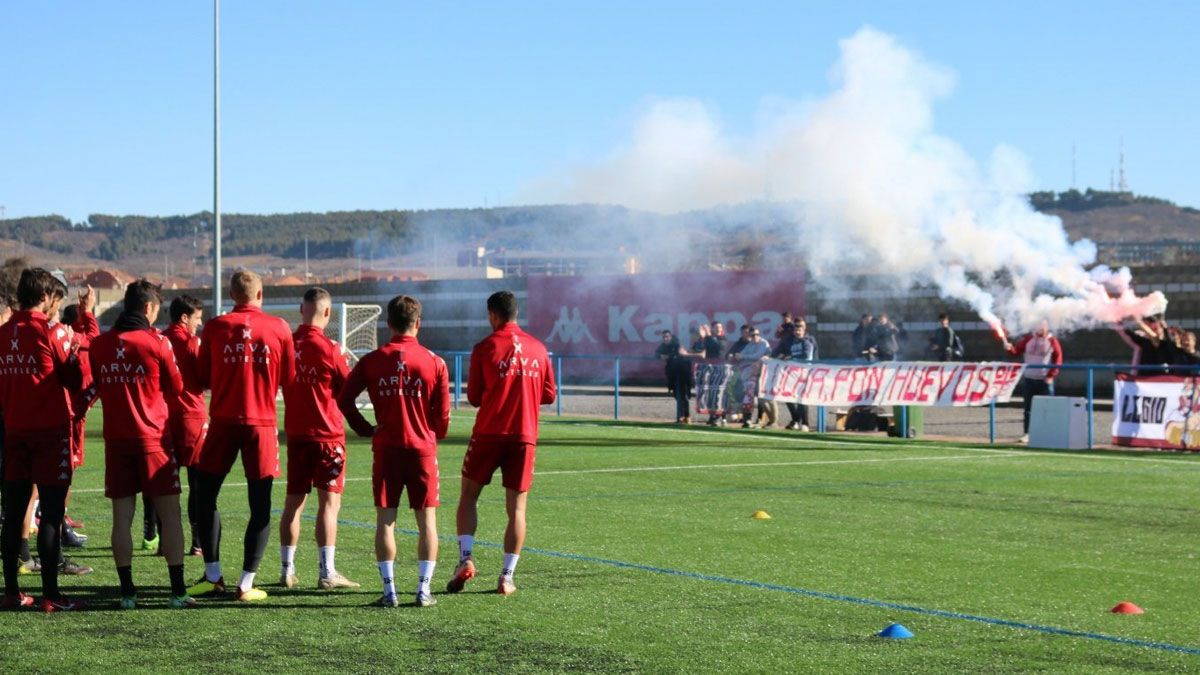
[877, 623, 914, 639]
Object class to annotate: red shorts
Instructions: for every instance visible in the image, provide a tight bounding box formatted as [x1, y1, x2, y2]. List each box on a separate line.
[373, 447, 439, 510]
[71, 416, 87, 469]
[286, 439, 347, 495]
[3, 428, 73, 487]
[104, 439, 182, 499]
[170, 417, 209, 468]
[462, 436, 537, 493]
[195, 421, 281, 481]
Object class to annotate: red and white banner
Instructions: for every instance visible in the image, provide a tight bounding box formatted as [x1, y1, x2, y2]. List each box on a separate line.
[758, 359, 1024, 407]
[527, 271, 804, 377]
[1112, 374, 1200, 450]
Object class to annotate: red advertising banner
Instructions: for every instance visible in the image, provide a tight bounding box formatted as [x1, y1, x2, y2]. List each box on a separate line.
[758, 359, 1024, 407]
[526, 271, 805, 377]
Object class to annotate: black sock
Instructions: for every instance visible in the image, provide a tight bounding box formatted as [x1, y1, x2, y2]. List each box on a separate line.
[18, 538, 30, 562]
[1, 480, 33, 596]
[142, 494, 158, 540]
[36, 485, 68, 600]
[169, 564, 186, 596]
[242, 478, 274, 575]
[117, 565, 136, 596]
[190, 469, 225, 564]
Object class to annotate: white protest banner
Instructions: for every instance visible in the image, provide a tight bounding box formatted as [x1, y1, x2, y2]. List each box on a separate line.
[694, 361, 735, 415]
[1112, 374, 1200, 450]
[758, 359, 1024, 407]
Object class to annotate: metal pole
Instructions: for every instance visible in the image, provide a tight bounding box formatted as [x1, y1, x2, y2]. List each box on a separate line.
[453, 354, 462, 409]
[988, 400, 996, 444]
[211, 0, 223, 316]
[899, 405, 907, 439]
[817, 405, 825, 433]
[555, 356, 563, 417]
[1086, 367, 1094, 449]
[614, 357, 621, 420]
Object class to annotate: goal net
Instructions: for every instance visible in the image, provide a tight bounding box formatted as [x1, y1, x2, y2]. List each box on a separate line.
[329, 303, 383, 364]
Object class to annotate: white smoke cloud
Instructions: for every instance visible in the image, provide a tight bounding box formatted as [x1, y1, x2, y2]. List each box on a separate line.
[531, 26, 1165, 332]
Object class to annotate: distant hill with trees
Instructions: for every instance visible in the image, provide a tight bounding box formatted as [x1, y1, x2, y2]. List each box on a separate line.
[0, 190, 1196, 275]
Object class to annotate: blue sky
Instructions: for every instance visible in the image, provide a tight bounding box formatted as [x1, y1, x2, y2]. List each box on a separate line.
[2, 1, 1197, 222]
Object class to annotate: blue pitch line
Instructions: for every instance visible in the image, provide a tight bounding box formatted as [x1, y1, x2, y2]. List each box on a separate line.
[310, 513, 1200, 658]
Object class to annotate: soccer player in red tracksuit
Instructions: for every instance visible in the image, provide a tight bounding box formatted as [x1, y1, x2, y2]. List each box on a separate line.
[339, 294, 450, 607]
[447, 290, 555, 597]
[279, 287, 359, 591]
[0, 268, 87, 612]
[163, 294, 208, 556]
[188, 270, 295, 602]
[90, 280, 197, 609]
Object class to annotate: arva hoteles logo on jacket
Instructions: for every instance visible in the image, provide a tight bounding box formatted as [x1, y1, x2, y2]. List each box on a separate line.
[544, 305, 785, 344]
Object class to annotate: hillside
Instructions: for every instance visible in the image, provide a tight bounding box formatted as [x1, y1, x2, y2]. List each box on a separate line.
[0, 190, 1196, 282]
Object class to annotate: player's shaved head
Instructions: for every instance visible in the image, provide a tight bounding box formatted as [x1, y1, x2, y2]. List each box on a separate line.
[230, 269, 263, 305]
[300, 287, 332, 327]
[387, 295, 422, 335]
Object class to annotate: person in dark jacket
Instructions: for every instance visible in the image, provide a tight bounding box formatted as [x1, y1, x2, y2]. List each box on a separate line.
[928, 313, 963, 361]
[655, 331, 694, 423]
[852, 314, 873, 361]
[781, 320, 818, 431]
[869, 314, 900, 362]
[703, 322, 726, 359]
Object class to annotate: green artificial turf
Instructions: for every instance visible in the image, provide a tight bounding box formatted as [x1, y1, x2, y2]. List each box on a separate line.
[3, 409, 1199, 673]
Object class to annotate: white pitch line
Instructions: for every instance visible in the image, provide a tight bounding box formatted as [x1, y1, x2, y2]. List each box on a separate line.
[535, 453, 1023, 476]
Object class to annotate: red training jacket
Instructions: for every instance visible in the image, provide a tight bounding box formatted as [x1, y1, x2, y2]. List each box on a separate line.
[1005, 333, 1064, 381]
[0, 310, 84, 432]
[467, 322, 556, 444]
[90, 327, 183, 442]
[338, 335, 450, 455]
[197, 304, 295, 426]
[71, 306, 100, 418]
[284, 324, 350, 443]
[164, 322, 208, 421]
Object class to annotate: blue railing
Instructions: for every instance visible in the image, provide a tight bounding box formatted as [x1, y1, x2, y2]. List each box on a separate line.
[437, 351, 1198, 450]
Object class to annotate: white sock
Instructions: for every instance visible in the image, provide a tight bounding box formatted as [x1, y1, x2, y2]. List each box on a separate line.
[501, 553, 519, 580]
[319, 546, 335, 578]
[378, 560, 396, 597]
[205, 561, 223, 583]
[457, 535, 474, 562]
[416, 560, 436, 596]
[281, 545, 296, 575]
[238, 570, 256, 592]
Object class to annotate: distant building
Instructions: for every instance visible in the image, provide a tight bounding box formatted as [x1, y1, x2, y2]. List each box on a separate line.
[83, 268, 136, 290]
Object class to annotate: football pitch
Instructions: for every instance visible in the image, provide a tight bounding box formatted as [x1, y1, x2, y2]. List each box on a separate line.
[4, 410, 1200, 673]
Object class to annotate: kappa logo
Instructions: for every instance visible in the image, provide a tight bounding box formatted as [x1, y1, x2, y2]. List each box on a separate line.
[116, 344, 126, 360]
[545, 307, 597, 344]
[9, 338, 18, 350]
[242, 327, 253, 340]
[396, 358, 406, 372]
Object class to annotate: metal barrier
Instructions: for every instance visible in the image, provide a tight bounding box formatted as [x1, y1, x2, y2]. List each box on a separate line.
[436, 351, 1198, 450]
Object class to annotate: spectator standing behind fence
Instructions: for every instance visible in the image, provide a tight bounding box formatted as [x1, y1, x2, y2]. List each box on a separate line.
[774, 313, 795, 342]
[869, 314, 900, 362]
[928, 313, 964, 361]
[1115, 315, 1178, 370]
[1001, 320, 1063, 443]
[703, 322, 726, 359]
[780, 320, 817, 431]
[732, 328, 772, 428]
[1176, 332, 1200, 365]
[852, 314, 873, 361]
[655, 331, 694, 424]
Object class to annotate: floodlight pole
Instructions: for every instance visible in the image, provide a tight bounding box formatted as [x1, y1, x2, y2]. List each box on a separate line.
[212, 0, 223, 316]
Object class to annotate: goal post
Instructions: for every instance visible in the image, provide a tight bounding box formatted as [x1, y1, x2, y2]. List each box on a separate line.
[330, 303, 383, 364]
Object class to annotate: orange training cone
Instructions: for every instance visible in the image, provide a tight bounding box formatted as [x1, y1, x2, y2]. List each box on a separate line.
[1110, 601, 1144, 615]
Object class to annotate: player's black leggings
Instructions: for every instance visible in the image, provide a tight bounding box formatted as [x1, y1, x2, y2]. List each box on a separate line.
[1, 481, 66, 598]
[191, 469, 272, 574]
